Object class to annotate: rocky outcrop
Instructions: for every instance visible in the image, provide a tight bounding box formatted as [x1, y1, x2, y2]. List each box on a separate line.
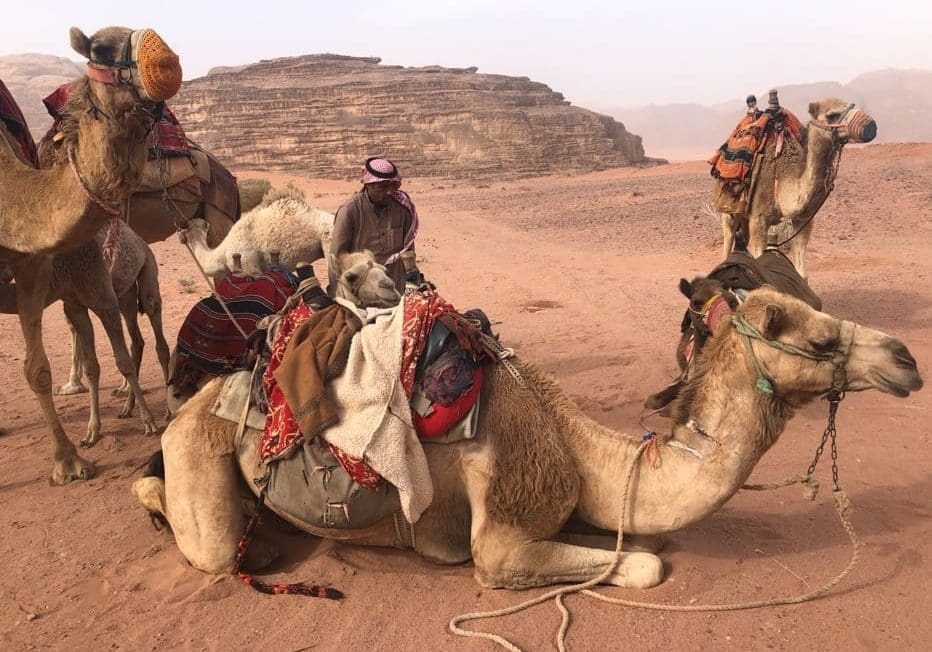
[169, 54, 651, 179]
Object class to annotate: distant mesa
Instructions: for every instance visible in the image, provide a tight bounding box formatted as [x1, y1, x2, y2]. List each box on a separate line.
[165, 54, 655, 179]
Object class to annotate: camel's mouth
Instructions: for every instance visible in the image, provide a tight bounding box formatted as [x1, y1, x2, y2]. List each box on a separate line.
[861, 369, 924, 397]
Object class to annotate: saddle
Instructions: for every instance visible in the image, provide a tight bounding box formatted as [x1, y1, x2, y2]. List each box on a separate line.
[218, 297, 495, 531]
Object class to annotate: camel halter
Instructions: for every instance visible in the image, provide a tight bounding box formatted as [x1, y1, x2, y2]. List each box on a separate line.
[730, 313, 855, 398]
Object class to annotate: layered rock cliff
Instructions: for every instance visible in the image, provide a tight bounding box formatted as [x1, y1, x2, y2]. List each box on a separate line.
[169, 54, 651, 179]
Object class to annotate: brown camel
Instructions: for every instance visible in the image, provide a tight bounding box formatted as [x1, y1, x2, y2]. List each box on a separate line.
[0, 26, 181, 484]
[133, 288, 921, 590]
[0, 225, 170, 445]
[718, 98, 877, 278]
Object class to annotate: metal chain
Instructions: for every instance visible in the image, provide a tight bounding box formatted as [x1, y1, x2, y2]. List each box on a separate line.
[806, 389, 844, 490]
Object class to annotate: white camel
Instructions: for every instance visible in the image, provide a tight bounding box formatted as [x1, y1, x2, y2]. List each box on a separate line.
[180, 186, 333, 277]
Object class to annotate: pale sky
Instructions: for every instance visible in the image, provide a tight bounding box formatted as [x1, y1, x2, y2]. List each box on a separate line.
[2, 0, 930, 108]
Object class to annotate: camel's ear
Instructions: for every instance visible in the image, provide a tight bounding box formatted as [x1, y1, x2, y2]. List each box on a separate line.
[679, 278, 692, 298]
[70, 28, 91, 59]
[724, 291, 740, 310]
[808, 102, 821, 119]
[762, 304, 785, 339]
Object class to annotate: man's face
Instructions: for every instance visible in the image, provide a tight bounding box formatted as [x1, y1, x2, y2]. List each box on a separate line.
[365, 180, 397, 205]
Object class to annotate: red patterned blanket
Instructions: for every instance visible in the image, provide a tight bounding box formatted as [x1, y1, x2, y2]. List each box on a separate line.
[0, 79, 38, 167]
[173, 270, 296, 378]
[43, 82, 189, 155]
[708, 108, 803, 184]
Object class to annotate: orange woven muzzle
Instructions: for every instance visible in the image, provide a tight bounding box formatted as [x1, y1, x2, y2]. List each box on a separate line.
[133, 29, 182, 102]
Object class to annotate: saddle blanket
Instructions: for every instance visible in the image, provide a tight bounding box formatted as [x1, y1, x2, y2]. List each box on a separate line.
[173, 269, 296, 379]
[0, 79, 38, 167]
[708, 108, 803, 184]
[43, 82, 190, 156]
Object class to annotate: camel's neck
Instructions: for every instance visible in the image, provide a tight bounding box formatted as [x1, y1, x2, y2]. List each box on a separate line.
[774, 126, 842, 220]
[0, 82, 149, 257]
[566, 334, 791, 535]
[183, 229, 227, 276]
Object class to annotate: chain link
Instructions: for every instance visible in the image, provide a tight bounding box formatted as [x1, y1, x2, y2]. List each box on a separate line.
[806, 389, 844, 490]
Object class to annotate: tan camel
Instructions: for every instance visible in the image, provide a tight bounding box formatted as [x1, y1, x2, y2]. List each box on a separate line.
[179, 186, 332, 277]
[0, 26, 181, 484]
[0, 225, 170, 444]
[133, 288, 921, 589]
[718, 98, 877, 278]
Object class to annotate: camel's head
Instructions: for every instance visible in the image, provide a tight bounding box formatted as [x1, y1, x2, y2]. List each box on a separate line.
[70, 26, 182, 105]
[330, 250, 401, 309]
[729, 288, 922, 404]
[679, 276, 739, 333]
[807, 98, 877, 144]
[178, 218, 210, 245]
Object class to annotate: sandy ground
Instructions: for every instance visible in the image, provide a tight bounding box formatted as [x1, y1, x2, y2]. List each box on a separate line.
[1, 143, 930, 651]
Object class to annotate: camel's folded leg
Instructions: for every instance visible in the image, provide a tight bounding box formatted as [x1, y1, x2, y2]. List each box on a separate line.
[472, 522, 664, 590]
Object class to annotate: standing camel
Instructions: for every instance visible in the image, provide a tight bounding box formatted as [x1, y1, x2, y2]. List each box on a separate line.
[134, 289, 921, 588]
[0, 26, 182, 484]
[717, 97, 877, 278]
[0, 226, 171, 445]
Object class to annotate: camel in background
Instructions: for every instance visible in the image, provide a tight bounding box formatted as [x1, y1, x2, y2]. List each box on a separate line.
[717, 97, 877, 278]
[0, 25, 181, 483]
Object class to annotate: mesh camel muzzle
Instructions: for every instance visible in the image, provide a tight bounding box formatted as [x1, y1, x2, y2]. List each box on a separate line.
[131, 29, 182, 102]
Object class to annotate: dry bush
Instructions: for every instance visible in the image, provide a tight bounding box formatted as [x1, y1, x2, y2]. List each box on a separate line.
[238, 178, 272, 213]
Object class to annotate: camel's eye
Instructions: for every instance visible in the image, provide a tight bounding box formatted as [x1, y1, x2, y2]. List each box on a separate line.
[809, 337, 838, 352]
[90, 43, 116, 64]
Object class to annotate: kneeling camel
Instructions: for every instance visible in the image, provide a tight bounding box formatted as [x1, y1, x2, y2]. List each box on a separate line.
[135, 289, 922, 590]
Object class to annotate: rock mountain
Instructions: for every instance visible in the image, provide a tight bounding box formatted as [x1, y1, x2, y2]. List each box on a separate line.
[164, 54, 650, 179]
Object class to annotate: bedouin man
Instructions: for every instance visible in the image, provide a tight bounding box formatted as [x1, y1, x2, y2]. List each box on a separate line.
[329, 157, 421, 293]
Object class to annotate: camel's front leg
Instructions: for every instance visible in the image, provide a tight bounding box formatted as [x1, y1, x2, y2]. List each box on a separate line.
[62, 302, 103, 447]
[746, 214, 767, 257]
[91, 303, 159, 435]
[54, 316, 89, 396]
[472, 522, 663, 590]
[790, 218, 814, 279]
[720, 212, 735, 260]
[15, 262, 94, 484]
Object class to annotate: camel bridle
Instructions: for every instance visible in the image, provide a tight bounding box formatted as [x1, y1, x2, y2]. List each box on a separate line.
[730, 313, 856, 399]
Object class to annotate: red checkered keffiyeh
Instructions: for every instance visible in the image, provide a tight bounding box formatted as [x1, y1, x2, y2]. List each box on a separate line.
[360, 157, 419, 264]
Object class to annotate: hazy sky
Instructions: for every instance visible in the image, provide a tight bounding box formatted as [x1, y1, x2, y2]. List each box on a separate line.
[2, 1, 929, 108]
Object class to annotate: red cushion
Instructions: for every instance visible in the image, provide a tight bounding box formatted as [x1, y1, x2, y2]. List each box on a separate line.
[413, 366, 483, 439]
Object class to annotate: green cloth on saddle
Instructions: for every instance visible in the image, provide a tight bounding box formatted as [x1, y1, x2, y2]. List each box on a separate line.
[272, 303, 362, 440]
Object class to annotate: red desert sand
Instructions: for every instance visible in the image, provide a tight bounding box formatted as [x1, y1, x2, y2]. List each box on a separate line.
[1, 143, 929, 650]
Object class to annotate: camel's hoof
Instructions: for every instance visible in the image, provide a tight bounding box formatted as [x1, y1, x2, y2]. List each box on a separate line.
[117, 408, 134, 419]
[143, 420, 161, 437]
[51, 454, 96, 485]
[55, 381, 88, 396]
